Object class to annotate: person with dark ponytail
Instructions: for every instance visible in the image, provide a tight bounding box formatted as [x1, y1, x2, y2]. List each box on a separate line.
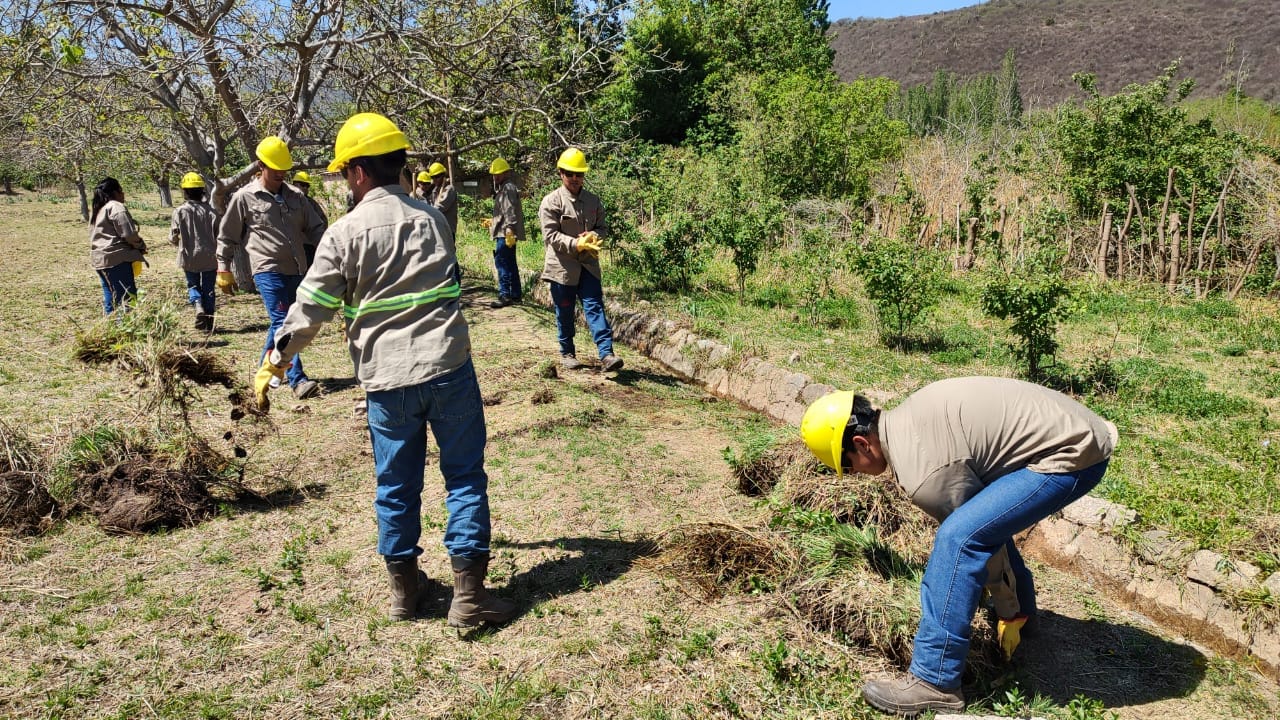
[89, 177, 147, 314]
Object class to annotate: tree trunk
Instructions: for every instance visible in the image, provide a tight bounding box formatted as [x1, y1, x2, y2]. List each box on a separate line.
[1155, 168, 1174, 283]
[1116, 194, 1135, 282]
[959, 216, 978, 270]
[2, 177, 11, 194]
[1229, 233, 1266, 299]
[1166, 212, 1182, 292]
[76, 180, 89, 222]
[1095, 202, 1111, 280]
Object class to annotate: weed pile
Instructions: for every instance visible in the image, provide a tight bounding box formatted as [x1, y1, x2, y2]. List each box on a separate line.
[724, 438, 812, 496]
[640, 522, 799, 599]
[49, 423, 244, 534]
[0, 421, 55, 536]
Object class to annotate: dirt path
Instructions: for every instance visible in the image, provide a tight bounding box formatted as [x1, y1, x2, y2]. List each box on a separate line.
[0, 200, 1276, 718]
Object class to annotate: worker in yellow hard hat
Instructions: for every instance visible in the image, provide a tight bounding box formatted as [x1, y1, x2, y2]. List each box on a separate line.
[539, 147, 621, 371]
[487, 157, 524, 308]
[170, 172, 218, 331]
[799, 380, 1117, 716]
[215, 135, 327, 399]
[88, 177, 146, 315]
[291, 170, 329, 268]
[257, 111, 513, 628]
[425, 162, 457, 237]
[412, 170, 431, 200]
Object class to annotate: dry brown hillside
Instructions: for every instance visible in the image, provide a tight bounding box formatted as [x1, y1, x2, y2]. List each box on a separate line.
[829, 0, 1280, 106]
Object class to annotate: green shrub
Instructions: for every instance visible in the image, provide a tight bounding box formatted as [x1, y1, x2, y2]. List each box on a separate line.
[852, 235, 946, 348]
[982, 255, 1075, 380]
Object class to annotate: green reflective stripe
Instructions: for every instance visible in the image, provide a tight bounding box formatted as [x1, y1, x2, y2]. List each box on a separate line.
[342, 282, 461, 320]
[298, 282, 342, 310]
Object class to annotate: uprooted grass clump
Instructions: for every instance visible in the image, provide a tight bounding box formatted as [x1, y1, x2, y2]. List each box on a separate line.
[0, 420, 55, 536]
[722, 435, 813, 496]
[640, 522, 799, 598]
[46, 421, 246, 534]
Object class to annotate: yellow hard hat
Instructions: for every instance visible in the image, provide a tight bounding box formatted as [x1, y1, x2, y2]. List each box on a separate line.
[293, 171, 312, 185]
[255, 136, 294, 171]
[428, 162, 447, 178]
[416, 171, 430, 183]
[489, 158, 511, 175]
[800, 391, 855, 478]
[557, 147, 589, 174]
[327, 112, 410, 173]
[180, 172, 205, 189]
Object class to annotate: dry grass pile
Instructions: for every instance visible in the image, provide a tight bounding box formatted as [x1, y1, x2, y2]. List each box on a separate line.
[639, 522, 799, 599]
[0, 420, 56, 535]
[49, 423, 245, 534]
[727, 439, 813, 496]
[784, 465, 935, 561]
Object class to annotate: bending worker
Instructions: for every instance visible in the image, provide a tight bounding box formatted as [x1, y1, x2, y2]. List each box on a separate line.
[538, 147, 622, 372]
[801, 377, 1117, 716]
[255, 112, 515, 628]
[216, 136, 327, 400]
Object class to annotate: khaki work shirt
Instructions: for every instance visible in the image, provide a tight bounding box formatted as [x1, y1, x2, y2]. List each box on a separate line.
[879, 376, 1118, 618]
[431, 183, 458, 235]
[539, 185, 606, 285]
[490, 180, 524, 243]
[89, 200, 145, 270]
[216, 177, 324, 276]
[276, 185, 468, 392]
[300, 192, 329, 245]
[169, 200, 218, 272]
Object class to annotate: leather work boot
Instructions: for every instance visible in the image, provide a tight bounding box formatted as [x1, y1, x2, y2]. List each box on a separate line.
[448, 555, 516, 628]
[862, 673, 964, 716]
[386, 558, 428, 621]
[600, 354, 624, 372]
[488, 295, 513, 309]
[293, 379, 320, 399]
[561, 354, 585, 370]
[194, 313, 214, 333]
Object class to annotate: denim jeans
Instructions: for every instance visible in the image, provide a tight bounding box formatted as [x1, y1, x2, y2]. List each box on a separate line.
[549, 271, 614, 359]
[365, 359, 491, 561]
[97, 263, 137, 314]
[185, 270, 216, 316]
[909, 459, 1109, 689]
[254, 271, 307, 387]
[492, 237, 521, 300]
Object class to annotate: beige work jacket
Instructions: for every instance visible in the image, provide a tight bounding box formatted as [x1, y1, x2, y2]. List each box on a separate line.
[879, 376, 1118, 617]
[431, 183, 458, 235]
[539, 185, 605, 285]
[490, 180, 524, 242]
[89, 200, 145, 270]
[169, 200, 218, 272]
[276, 185, 468, 392]
[216, 177, 324, 276]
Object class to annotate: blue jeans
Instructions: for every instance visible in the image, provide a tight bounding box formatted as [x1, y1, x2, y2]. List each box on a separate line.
[549, 271, 614, 359]
[254, 271, 307, 387]
[909, 459, 1109, 689]
[97, 263, 137, 314]
[185, 270, 216, 316]
[493, 237, 521, 300]
[366, 359, 491, 560]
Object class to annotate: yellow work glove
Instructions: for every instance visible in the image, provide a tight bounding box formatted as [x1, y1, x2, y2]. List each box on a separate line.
[576, 233, 602, 256]
[132, 260, 144, 277]
[504, 227, 516, 248]
[254, 354, 287, 412]
[481, 218, 492, 229]
[997, 614, 1028, 660]
[216, 271, 238, 295]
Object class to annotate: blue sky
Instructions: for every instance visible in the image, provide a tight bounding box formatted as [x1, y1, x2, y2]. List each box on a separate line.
[826, 0, 985, 21]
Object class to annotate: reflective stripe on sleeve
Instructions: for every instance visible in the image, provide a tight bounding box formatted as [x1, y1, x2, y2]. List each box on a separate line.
[297, 282, 343, 310]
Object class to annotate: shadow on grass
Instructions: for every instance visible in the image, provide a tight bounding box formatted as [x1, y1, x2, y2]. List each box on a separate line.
[608, 367, 686, 389]
[220, 321, 271, 335]
[973, 610, 1207, 708]
[454, 535, 655, 639]
[229, 481, 328, 513]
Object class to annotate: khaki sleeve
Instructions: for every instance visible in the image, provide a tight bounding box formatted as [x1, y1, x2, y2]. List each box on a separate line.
[303, 198, 326, 245]
[501, 185, 523, 240]
[278, 231, 345, 361]
[539, 194, 577, 253]
[170, 208, 182, 246]
[435, 187, 457, 215]
[112, 205, 144, 249]
[216, 194, 246, 271]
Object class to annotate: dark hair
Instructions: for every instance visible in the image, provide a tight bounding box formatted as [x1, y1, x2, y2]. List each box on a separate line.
[841, 394, 880, 450]
[348, 149, 407, 187]
[91, 177, 123, 223]
[183, 187, 205, 202]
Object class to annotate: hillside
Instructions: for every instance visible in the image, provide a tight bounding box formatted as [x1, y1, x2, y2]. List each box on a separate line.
[829, 0, 1280, 106]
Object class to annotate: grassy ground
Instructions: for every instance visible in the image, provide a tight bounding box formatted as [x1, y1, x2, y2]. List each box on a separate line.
[1, 194, 1277, 719]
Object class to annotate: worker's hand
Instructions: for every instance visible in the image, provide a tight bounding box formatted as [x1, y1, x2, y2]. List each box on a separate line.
[504, 227, 516, 248]
[216, 271, 238, 295]
[254, 352, 287, 413]
[481, 218, 493, 229]
[576, 232, 601, 257]
[998, 614, 1028, 660]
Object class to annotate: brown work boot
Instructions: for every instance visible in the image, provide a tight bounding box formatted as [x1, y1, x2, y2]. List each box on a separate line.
[194, 313, 214, 333]
[600, 353, 623, 372]
[448, 555, 516, 628]
[862, 673, 964, 716]
[560, 354, 584, 370]
[386, 558, 428, 621]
